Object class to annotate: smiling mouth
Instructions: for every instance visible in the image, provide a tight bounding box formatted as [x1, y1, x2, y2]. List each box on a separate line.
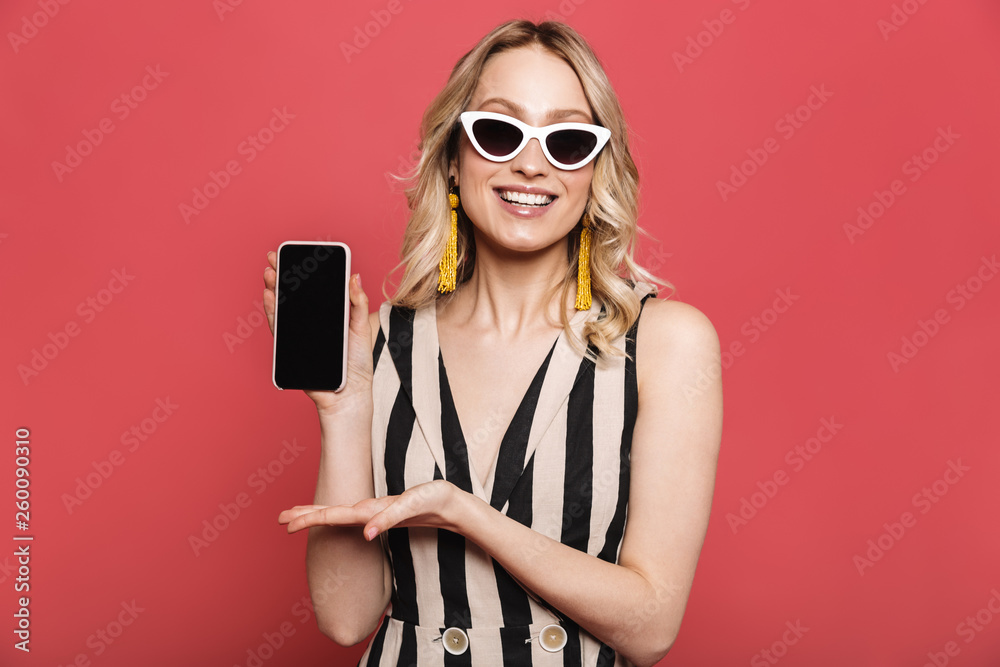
[496, 189, 556, 207]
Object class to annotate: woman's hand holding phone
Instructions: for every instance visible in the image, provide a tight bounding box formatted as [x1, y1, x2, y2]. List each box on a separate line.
[263, 250, 374, 417]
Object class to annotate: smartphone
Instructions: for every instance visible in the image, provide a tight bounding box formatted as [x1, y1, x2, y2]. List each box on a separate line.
[272, 241, 351, 392]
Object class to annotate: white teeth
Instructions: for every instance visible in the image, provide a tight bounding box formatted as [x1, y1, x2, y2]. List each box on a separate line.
[498, 190, 554, 206]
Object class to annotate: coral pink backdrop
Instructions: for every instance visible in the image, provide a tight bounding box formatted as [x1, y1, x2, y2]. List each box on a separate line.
[2, 0, 998, 665]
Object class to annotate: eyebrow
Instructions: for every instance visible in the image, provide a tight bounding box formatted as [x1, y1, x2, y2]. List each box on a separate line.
[475, 97, 593, 123]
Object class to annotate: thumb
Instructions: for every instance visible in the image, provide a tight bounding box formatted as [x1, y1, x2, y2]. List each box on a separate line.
[348, 274, 371, 337]
[363, 503, 401, 541]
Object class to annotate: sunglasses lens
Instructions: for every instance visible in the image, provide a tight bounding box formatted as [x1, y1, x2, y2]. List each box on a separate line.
[547, 129, 598, 166]
[472, 118, 523, 158]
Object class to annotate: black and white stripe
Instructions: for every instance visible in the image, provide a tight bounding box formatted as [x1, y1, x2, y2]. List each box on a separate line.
[359, 283, 655, 667]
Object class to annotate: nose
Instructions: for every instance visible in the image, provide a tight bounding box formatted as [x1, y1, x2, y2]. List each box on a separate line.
[510, 137, 549, 176]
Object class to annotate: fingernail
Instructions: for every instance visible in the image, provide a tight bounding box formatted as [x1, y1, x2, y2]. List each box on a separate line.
[356, 274, 362, 290]
[366, 526, 378, 541]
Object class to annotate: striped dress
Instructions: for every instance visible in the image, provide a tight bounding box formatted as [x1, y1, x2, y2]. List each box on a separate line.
[359, 280, 656, 667]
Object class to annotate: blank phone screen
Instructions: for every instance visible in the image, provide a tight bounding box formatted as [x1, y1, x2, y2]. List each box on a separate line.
[273, 243, 348, 391]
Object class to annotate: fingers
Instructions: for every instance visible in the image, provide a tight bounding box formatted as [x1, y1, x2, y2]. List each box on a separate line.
[362, 481, 454, 539]
[343, 274, 373, 374]
[279, 498, 392, 534]
[277, 505, 327, 524]
[263, 286, 275, 334]
[348, 273, 370, 334]
[363, 519, 384, 541]
[362, 493, 415, 540]
[263, 251, 278, 333]
[282, 505, 353, 534]
[363, 503, 403, 541]
[349, 274, 367, 313]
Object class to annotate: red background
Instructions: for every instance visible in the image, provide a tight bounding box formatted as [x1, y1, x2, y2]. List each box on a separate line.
[2, 0, 999, 665]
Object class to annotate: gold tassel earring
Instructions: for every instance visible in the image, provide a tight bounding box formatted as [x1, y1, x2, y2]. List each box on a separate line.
[437, 187, 459, 293]
[575, 213, 592, 310]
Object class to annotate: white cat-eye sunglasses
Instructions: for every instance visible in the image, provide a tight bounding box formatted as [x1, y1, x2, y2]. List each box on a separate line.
[458, 111, 611, 171]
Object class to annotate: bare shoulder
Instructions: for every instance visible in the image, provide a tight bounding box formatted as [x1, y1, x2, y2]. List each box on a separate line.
[635, 297, 720, 362]
[632, 297, 721, 406]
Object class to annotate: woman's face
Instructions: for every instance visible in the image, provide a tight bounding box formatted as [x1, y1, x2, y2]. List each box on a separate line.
[451, 46, 597, 259]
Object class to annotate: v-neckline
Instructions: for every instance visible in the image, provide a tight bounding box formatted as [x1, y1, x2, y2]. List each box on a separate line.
[437, 337, 558, 494]
[432, 300, 594, 497]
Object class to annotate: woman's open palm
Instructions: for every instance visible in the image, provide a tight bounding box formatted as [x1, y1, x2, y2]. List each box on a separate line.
[278, 481, 461, 541]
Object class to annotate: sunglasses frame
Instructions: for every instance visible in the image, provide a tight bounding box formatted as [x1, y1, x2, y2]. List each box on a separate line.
[458, 111, 611, 171]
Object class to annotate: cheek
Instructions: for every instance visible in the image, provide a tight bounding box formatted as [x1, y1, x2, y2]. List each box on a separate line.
[563, 172, 594, 214]
[457, 162, 499, 219]
[569, 168, 594, 197]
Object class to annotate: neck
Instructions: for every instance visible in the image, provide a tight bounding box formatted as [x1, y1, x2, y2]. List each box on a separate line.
[443, 231, 576, 338]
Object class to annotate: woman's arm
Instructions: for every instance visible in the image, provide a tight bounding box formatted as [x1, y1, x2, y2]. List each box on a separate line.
[455, 299, 722, 666]
[304, 385, 392, 645]
[265, 257, 392, 644]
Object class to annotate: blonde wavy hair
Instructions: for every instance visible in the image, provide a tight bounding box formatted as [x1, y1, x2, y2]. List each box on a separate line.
[387, 19, 672, 359]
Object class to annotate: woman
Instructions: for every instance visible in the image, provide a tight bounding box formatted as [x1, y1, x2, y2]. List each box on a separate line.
[264, 20, 722, 667]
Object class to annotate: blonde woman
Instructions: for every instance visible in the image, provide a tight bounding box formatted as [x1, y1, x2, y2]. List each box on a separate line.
[264, 19, 722, 667]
